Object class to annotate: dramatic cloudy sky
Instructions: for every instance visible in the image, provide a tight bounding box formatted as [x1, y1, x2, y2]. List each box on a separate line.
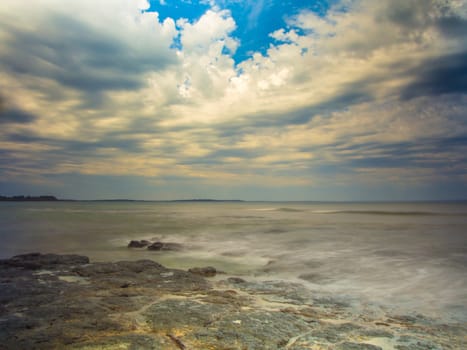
[0, 0, 466, 200]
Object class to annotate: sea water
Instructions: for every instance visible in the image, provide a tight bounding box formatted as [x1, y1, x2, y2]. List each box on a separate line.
[1, 201, 466, 322]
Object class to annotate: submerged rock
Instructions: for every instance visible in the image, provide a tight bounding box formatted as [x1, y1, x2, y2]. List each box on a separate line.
[127, 240, 151, 248]
[147, 241, 183, 251]
[127, 239, 183, 251]
[188, 266, 217, 277]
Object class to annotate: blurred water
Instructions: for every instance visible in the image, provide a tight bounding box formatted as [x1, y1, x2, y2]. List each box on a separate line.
[1, 201, 466, 321]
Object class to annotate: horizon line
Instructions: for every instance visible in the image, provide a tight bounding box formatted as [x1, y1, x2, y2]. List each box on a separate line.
[2, 195, 467, 203]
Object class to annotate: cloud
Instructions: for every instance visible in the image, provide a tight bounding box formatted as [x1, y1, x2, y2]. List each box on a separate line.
[178, 9, 237, 52]
[0, 7, 177, 95]
[0, 108, 36, 124]
[401, 51, 467, 99]
[0, 0, 466, 199]
[246, 0, 266, 30]
[382, 0, 467, 39]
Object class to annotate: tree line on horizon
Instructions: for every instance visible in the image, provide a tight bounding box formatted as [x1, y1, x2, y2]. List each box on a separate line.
[0, 195, 58, 201]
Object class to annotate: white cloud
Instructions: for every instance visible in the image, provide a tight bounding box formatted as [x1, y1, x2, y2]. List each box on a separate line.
[179, 9, 237, 53]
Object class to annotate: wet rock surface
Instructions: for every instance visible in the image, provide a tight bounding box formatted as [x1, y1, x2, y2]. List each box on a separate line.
[128, 239, 183, 251]
[128, 240, 151, 248]
[0, 252, 89, 269]
[188, 266, 217, 277]
[147, 241, 183, 251]
[0, 253, 465, 349]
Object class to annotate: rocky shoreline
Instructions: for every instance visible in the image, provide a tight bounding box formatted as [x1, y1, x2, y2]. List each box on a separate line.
[0, 253, 465, 349]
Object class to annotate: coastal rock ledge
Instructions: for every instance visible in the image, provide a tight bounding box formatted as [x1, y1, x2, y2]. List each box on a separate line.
[0, 253, 465, 350]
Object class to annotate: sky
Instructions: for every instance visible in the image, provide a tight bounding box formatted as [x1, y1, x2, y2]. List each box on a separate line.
[0, 0, 466, 201]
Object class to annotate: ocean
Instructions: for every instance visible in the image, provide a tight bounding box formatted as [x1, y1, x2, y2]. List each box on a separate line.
[1, 201, 466, 322]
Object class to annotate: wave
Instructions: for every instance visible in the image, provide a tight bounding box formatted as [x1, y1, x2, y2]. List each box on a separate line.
[249, 208, 278, 211]
[249, 207, 304, 212]
[277, 207, 304, 212]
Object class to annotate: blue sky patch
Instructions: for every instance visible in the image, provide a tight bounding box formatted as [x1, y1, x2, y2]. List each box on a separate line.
[146, 0, 331, 63]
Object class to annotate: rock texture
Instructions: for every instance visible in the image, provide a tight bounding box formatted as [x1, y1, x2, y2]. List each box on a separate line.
[0, 253, 465, 350]
[127, 239, 183, 251]
[188, 266, 217, 277]
[147, 241, 183, 251]
[127, 240, 151, 248]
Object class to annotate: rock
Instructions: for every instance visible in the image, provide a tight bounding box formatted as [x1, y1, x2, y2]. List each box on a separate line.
[144, 299, 226, 330]
[335, 342, 383, 350]
[127, 240, 151, 248]
[144, 300, 310, 349]
[72, 259, 210, 293]
[395, 336, 442, 350]
[308, 322, 362, 343]
[188, 266, 217, 277]
[361, 329, 394, 338]
[199, 310, 310, 349]
[147, 242, 163, 250]
[147, 241, 182, 251]
[0, 253, 213, 349]
[127, 240, 183, 250]
[198, 290, 250, 307]
[0, 253, 465, 350]
[0, 253, 89, 270]
[69, 334, 170, 350]
[73, 259, 165, 277]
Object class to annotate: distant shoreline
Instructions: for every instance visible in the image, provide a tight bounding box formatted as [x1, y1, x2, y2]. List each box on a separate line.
[0, 196, 245, 203]
[86, 199, 245, 202]
[0, 195, 58, 202]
